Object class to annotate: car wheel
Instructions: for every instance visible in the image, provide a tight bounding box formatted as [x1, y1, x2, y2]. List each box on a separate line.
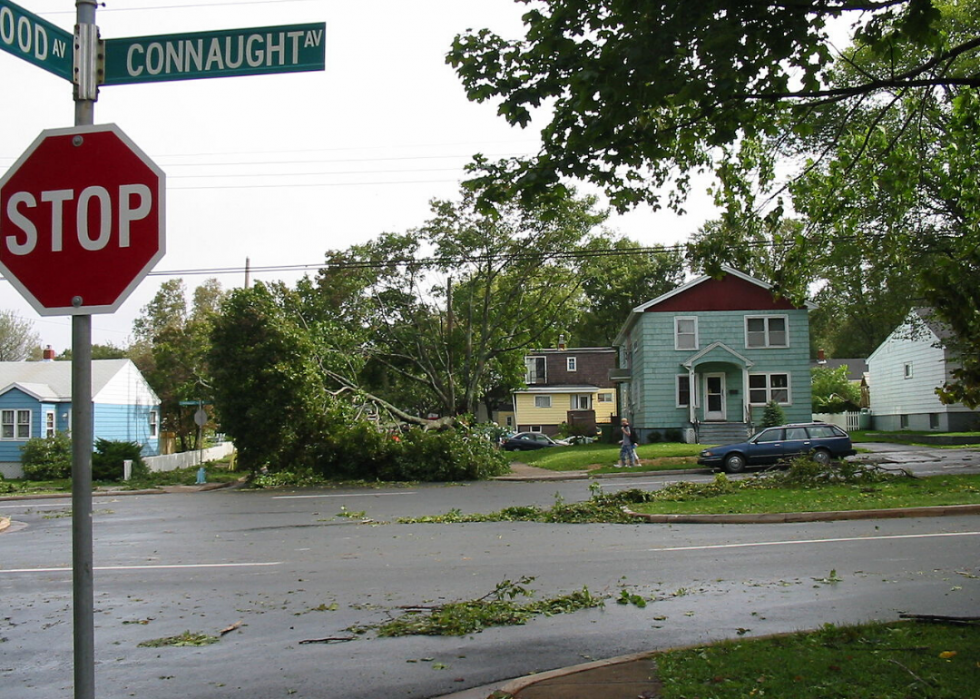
[723, 453, 746, 474]
[812, 448, 832, 466]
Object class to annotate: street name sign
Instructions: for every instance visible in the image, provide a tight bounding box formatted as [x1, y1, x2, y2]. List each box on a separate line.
[104, 22, 326, 85]
[0, 124, 166, 316]
[0, 0, 72, 80]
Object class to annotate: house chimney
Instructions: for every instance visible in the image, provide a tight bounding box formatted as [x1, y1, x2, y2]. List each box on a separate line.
[42, 345, 56, 362]
[817, 349, 827, 364]
[558, 334, 566, 350]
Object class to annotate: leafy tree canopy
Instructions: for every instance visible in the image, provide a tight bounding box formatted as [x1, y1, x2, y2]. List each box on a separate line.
[0, 310, 39, 361]
[811, 365, 863, 413]
[448, 0, 974, 213]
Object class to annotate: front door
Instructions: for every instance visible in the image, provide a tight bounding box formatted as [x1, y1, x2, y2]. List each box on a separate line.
[704, 373, 726, 421]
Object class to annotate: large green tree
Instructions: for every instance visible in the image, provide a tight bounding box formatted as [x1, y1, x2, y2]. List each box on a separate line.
[448, 0, 974, 212]
[451, 0, 980, 399]
[208, 282, 340, 471]
[310, 188, 606, 417]
[132, 278, 226, 449]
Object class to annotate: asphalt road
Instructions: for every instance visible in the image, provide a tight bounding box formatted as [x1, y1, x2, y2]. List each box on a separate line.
[1, 447, 978, 699]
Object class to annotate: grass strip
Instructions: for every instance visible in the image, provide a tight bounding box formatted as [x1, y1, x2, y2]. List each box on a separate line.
[629, 473, 980, 516]
[658, 620, 980, 699]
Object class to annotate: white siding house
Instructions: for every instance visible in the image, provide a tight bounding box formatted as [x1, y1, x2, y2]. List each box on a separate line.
[0, 359, 161, 478]
[867, 309, 979, 431]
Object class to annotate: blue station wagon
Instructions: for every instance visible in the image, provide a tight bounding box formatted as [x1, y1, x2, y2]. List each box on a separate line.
[697, 422, 856, 473]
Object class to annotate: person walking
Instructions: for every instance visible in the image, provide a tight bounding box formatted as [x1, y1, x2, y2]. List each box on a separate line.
[618, 418, 636, 468]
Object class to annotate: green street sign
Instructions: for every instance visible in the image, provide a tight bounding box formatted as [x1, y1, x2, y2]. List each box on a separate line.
[103, 22, 325, 85]
[0, 0, 73, 81]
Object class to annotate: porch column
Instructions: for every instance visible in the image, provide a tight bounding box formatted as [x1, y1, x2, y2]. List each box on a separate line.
[688, 367, 696, 425]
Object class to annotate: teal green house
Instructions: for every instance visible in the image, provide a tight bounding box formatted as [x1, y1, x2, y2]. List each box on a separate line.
[613, 268, 815, 444]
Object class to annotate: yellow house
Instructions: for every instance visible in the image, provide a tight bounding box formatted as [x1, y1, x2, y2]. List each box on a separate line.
[512, 346, 619, 436]
[513, 385, 617, 434]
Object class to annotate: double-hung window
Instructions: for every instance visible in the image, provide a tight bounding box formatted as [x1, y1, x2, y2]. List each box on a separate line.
[149, 410, 159, 438]
[748, 373, 791, 405]
[45, 411, 56, 438]
[534, 395, 552, 409]
[745, 316, 788, 348]
[566, 357, 577, 372]
[675, 317, 698, 350]
[1, 409, 31, 440]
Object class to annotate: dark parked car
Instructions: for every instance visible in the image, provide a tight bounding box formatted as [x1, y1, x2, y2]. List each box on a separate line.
[501, 432, 569, 451]
[697, 422, 856, 473]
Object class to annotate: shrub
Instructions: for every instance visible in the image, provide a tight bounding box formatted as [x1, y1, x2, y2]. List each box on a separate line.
[92, 439, 148, 481]
[760, 400, 786, 428]
[21, 433, 73, 480]
[308, 422, 509, 482]
[664, 428, 683, 443]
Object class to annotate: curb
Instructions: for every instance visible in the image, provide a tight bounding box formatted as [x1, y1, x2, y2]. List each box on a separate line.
[495, 467, 711, 482]
[493, 650, 659, 698]
[625, 503, 980, 524]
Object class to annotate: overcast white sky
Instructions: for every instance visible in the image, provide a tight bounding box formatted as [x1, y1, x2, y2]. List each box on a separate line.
[1, 0, 717, 353]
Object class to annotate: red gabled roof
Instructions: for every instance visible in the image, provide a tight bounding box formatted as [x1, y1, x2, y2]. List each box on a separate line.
[644, 273, 800, 312]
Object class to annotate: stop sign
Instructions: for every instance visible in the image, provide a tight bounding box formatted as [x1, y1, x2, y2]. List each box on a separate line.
[0, 123, 165, 316]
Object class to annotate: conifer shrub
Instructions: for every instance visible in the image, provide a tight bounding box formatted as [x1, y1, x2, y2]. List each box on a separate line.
[760, 400, 786, 428]
[92, 439, 148, 481]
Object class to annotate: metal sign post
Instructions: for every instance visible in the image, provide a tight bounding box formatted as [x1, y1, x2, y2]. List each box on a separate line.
[73, 6, 98, 699]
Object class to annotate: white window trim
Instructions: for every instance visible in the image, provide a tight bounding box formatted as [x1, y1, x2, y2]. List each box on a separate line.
[528, 425, 543, 433]
[45, 410, 56, 439]
[674, 316, 699, 351]
[533, 395, 552, 409]
[566, 356, 577, 372]
[571, 394, 592, 410]
[1, 408, 32, 441]
[748, 372, 792, 406]
[744, 315, 790, 349]
[676, 374, 693, 408]
[597, 392, 613, 403]
[149, 410, 160, 438]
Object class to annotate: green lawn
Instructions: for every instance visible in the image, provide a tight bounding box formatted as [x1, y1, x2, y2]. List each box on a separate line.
[512, 441, 706, 472]
[629, 473, 980, 515]
[0, 461, 241, 496]
[659, 620, 980, 699]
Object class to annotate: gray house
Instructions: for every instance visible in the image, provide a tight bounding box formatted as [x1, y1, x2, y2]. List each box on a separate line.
[867, 309, 979, 431]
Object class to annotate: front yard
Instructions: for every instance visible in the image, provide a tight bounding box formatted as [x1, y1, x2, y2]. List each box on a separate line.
[512, 441, 706, 472]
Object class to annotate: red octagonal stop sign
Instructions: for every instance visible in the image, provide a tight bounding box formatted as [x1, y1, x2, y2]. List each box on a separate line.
[0, 123, 165, 316]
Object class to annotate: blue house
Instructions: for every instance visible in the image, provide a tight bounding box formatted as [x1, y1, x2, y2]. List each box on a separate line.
[0, 359, 160, 478]
[613, 268, 815, 445]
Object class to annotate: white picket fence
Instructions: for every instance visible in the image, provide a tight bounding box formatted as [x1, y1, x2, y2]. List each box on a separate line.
[812, 412, 862, 432]
[143, 442, 236, 473]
